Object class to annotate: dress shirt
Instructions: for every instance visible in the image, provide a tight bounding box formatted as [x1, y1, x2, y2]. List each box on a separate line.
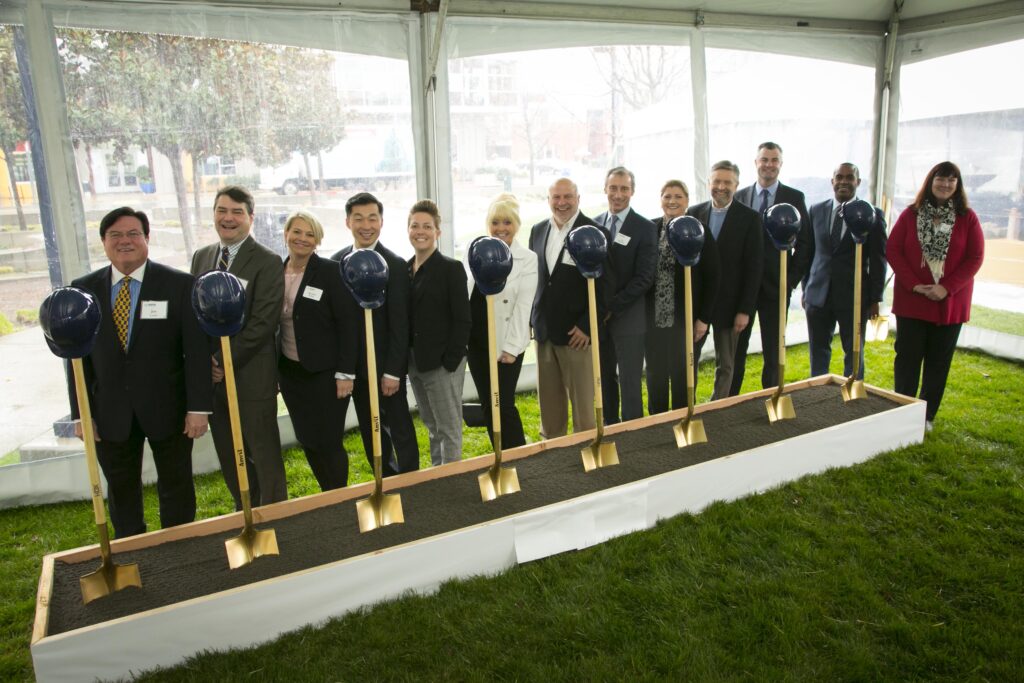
[110, 261, 146, 345]
[605, 207, 630, 241]
[219, 234, 250, 269]
[830, 195, 859, 242]
[755, 181, 779, 212]
[545, 210, 579, 274]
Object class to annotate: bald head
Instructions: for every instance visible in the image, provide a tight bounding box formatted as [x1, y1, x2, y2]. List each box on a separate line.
[548, 177, 580, 225]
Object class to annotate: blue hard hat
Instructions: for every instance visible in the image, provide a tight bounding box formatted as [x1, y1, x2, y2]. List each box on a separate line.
[341, 248, 389, 310]
[39, 286, 102, 359]
[566, 224, 607, 279]
[191, 271, 246, 338]
[840, 199, 875, 244]
[764, 203, 802, 251]
[468, 236, 513, 296]
[667, 216, 705, 267]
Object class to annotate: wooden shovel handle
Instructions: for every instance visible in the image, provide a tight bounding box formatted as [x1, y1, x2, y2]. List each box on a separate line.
[220, 337, 254, 526]
[71, 358, 107, 530]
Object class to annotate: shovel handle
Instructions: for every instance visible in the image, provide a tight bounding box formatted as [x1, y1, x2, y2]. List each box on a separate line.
[71, 359, 111, 540]
[365, 309, 383, 497]
[850, 243, 864, 381]
[586, 277, 605, 440]
[775, 250, 788, 399]
[220, 337, 254, 526]
[486, 295, 502, 465]
[683, 266, 696, 421]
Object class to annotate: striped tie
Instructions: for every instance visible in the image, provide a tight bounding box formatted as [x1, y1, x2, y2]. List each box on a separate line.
[218, 246, 230, 271]
[113, 276, 132, 352]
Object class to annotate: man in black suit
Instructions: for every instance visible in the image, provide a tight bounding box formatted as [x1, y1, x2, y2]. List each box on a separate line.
[69, 207, 212, 538]
[686, 161, 764, 400]
[330, 192, 419, 475]
[594, 167, 658, 424]
[529, 178, 606, 439]
[804, 162, 887, 379]
[191, 186, 287, 509]
[733, 142, 813, 392]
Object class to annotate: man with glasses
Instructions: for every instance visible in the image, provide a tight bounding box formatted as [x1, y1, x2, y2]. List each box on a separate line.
[67, 206, 212, 538]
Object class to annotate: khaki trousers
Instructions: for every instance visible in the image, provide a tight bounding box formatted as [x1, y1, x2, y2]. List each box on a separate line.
[536, 340, 595, 440]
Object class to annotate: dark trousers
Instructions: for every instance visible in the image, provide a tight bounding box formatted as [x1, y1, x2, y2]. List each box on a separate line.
[600, 329, 646, 425]
[732, 292, 788, 394]
[352, 374, 419, 476]
[210, 379, 286, 510]
[466, 343, 526, 449]
[278, 356, 349, 491]
[95, 414, 195, 538]
[806, 298, 867, 379]
[894, 316, 962, 421]
[644, 323, 687, 415]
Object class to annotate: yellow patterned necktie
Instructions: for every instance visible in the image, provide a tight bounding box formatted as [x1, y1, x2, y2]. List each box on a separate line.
[113, 275, 132, 352]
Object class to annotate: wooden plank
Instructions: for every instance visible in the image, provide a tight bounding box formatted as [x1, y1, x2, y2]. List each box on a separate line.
[31, 555, 54, 646]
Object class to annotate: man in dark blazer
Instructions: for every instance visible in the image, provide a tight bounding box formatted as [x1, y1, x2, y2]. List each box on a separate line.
[330, 192, 419, 476]
[733, 142, 813, 392]
[69, 207, 212, 538]
[191, 186, 287, 509]
[686, 160, 764, 400]
[594, 167, 657, 424]
[530, 177, 607, 439]
[805, 162, 887, 379]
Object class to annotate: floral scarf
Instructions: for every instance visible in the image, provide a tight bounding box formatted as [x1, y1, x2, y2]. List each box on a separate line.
[916, 200, 955, 283]
[654, 223, 676, 328]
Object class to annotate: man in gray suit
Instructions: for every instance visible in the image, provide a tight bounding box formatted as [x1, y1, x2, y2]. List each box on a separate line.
[595, 167, 658, 424]
[804, 163, 887, 379]
[191, 185, 287, 509]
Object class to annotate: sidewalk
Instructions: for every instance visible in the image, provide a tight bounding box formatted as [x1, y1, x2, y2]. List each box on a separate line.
[0, 325, 67, 457]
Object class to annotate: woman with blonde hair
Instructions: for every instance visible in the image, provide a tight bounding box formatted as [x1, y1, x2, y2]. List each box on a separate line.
[278, 210, 359, 490]
[466, 193, 538, 449]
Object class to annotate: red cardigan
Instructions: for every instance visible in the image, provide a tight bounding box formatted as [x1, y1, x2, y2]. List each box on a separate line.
[887, 206, 984, 326]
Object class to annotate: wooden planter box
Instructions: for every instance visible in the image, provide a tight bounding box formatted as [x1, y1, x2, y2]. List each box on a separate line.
[31, 376, 924, 683]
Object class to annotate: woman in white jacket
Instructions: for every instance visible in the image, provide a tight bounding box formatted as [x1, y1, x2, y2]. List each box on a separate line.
[466, 193, 538, 449]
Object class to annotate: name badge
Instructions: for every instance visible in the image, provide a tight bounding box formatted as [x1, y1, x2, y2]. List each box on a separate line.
[614, 232, 631, 246]
[140, 301, 168, 319]
[237, 277, 249, 289]
[560, 251, 575, 266]
[303, 286, 323, 301]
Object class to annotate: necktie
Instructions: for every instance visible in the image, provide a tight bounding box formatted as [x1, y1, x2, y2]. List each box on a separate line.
[759, 188, 770, 215]
[113, 276, 132, 352]
[830, 205, 844, 250]
[218, 246, 230, 271]
[608, 214, 619, 241]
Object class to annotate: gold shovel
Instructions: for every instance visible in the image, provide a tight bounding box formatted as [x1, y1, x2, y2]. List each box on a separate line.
[766, 250, 796, 422]
[479, 294, 520, 501]
[356, 308, 404, 531]
[581, 277, 619, 471]
[675, 266, 707, 447]
[842, 242, 868, 401]
[220, 336, 279, 568]
[71, 358, 143, 604]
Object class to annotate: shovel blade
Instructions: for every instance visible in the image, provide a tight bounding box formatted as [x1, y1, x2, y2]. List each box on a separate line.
[225, 526, 279, 570]
[766, 394, 796, 423]
[866, 315, 889, 342]
[841, 379, 867, 402]
[673, 418, 708, 448]
[356, 492, 404, 532]
[581, 440, 619, 472]
[479, 466, 521, 501]
[79, 559, 142, 605]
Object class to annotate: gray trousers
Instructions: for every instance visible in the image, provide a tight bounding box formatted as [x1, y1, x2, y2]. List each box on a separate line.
[408, 355, 466, 466]
[710, 323, 740, 401]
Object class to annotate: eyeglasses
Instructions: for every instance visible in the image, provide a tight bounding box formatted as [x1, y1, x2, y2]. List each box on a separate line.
[106, 231, 145, 241]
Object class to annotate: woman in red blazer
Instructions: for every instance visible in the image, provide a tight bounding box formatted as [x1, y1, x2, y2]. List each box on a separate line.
[888, 161, 984, 428]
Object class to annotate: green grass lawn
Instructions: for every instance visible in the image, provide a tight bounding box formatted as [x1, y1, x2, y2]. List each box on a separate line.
[2, 340, 1022, 681]
[967, 304, 1024, 337]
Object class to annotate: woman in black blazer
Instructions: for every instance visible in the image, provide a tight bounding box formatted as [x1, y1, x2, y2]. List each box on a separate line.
[406, 199, 471, 467]
[278, 211, 358, 490]
[645, 180, 720, 413]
